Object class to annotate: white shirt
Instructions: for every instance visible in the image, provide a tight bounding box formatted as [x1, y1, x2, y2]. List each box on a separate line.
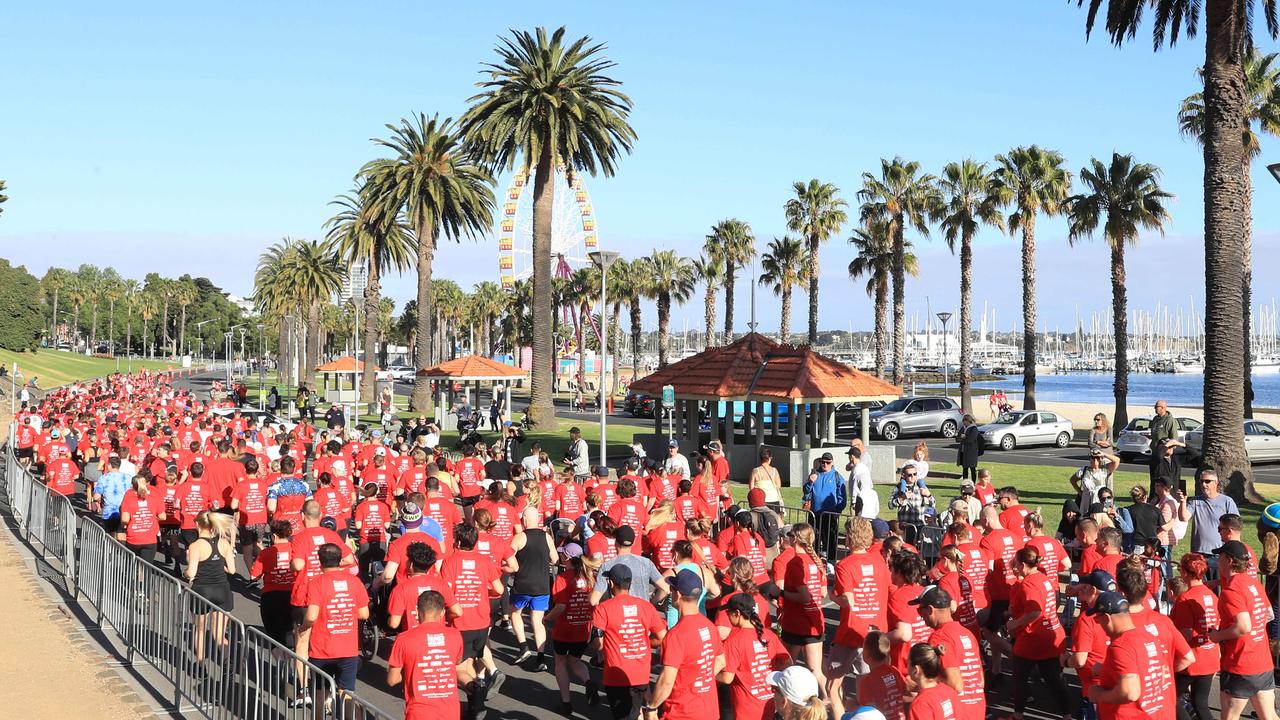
[521, 454, 541, 475]
[665, 452, 691, 478]
[423, 432, 440, 449]
[903, 458, 929, 481]
[849, 462, 878, 519]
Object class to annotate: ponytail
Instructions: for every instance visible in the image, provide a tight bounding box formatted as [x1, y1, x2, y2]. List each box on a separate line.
[792, 523, 824, 574]
[791, 695, 827, 720]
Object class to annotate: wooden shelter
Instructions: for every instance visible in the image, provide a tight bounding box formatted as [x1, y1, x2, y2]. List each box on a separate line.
[418, 355, 528, 429]
[316, 356, 374, 404]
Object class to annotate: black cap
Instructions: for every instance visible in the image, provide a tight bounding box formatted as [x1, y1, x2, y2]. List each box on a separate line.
[820, 452, 834, 462]
[569, 426, 581, 434]
[605, 564, 632, 584]
[1214, 540, 1251, 561]
[1080, 570, 1116, 592]
[593, 465, 610, 477]
[908, 585, 953, 609]
[614, 526, 636, 546]
[1086, 591, 1130, 616]
[726, 592, 758, 615]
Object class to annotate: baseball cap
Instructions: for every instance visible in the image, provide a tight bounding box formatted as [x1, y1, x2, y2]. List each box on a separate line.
[820, 452, 834, 462]
[605, 564, 632, 584]
[1081, 569, 1117, 592]
[614, 526, 636, 546]
[908, 585, 953, 609]
[767, 665, 820, 705]
[706, 441, 722, 452]
[842, 709, 889, 720]
[747, 488, 766, 507]
[1214, 540, 1251, 561]
[1086, 591, 1130, 616]
[593, 465, 610, 478]
[400, 502, 423, 524]
[319, 516, 338, 531]
[50, 428, 60, 438]
[959, 479, 975, 494]
[569, 426, 582, 434]
[560, 542, 584, 559]
[871, 518, 891, 540]
[674, 568, 703, 597]
[668, 439, 679, 449]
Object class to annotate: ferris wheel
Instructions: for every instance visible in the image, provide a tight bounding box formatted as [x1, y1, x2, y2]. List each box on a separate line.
[497, 166, 598, 290]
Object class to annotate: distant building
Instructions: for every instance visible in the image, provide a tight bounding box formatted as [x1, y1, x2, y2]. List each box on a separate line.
[339, 259, 368, 303]
[226, 295, 257, 317]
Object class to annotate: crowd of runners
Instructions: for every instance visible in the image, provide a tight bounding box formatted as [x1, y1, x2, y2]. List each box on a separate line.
[9, 369, 1280, 720]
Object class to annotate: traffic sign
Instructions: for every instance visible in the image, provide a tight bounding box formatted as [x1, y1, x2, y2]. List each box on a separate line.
[661, 384, 675, 408]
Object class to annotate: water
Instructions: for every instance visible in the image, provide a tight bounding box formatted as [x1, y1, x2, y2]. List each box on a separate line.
[939, 372, 1280, 409]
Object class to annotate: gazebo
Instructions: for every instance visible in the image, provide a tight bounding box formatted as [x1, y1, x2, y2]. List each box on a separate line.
[316, 356, 375, 404]
[417, 355, 529, 430]
[628, 333, 901, 486]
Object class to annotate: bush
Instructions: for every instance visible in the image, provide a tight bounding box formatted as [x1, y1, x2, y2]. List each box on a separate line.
[0, 259, 43, 351]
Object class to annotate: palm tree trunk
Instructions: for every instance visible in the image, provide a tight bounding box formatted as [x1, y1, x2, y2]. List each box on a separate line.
[959, 231, 974, 415]
[577, 302, 587, 395]
[51, 289, 59, 345]
[527, 149, 557, 427]
[704, 287, 716, 347]
[140, 316, 147, 358]
[360, 265, 381, 409]
[1111, 243, 1129, 432]
[306, 301, 322, 389]
[874, 279, 888, 380]
[891, 219, 906, 386]
[658, 294, 671, 368]
[161, 300, 170, 357]
[807, 236, 820, 346]
[723, 265, 736, 341]
[610, 303, 622, 365]
[180, 305, 188, 356]
[1243, 162, 1254, 418]
[91, 302, 99, 350]
[1202, 1, 1256, 500]
[277, 316, 289, 387]
[411, 222, 436, 412]
[630, 299, 642, 371]
[125, 312, 131, 359]
[780, 287, 792, 342]
[108, 300, 116, 357]
[1020, 214, 1038, 410]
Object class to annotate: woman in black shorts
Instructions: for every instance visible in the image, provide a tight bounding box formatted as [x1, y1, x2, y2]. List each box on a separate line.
[184, 510, 237, 663]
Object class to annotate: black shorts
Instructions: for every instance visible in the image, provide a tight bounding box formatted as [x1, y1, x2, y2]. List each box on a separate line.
[103, 516, 122, 534]
[553, 639, 588, 657]
[780, 630, 823, 646]
[312, 656, 359, 691]
[127, 543, 157, 564]
[1221, 670, 1275, 699]
[192, 583, 233, 612]
[460, 628, 489, 661]
[985, 599, 1010, 631]
[239, 524, 270, 546]
[292, 604, 308, 628]
[15, 447, 33, 460]
[457, 496, 480, 508]
[180, 529, 199, 548]
[605, 684, 647, 720]
[260, 591, 293, 646]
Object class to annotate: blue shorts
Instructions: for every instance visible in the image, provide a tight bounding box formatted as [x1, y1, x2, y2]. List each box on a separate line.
[312, 656, 359, 691]
[511, 593, 550, 611]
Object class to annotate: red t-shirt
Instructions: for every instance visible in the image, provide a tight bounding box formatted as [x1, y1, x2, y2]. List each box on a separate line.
[251, 543, 298, 594]
[440, 550, 501, 631]
[834, 551, 888, 647]
[586, 533, 618, 562]
[607, 498, 649, 537]
[363, 466, 396, 504]
[721, 625, 789, 720]
[45, 458, 79, 495]
[857, 664, 907, 720]
[729, 530, 770, 585]
[388, 572, 457, 631]
[1079, 544, 1103, 573]
[474, 531, 512, 572]
[389, 621, 463, 720]
[928, 621, 985, 720]
[937, 571, 980, 635]
[555, 482, 585, 518]
[909, 682, 965, 720]
[120, 490, 164, 545]
[202, 457, 246, 506]
[453, 457, 486, 498]
[176, 480, 216, 530]
[661, 613, 723, 720]
[979, 529, 1020, 601]
[644, 522, 687, 572]
[1025, 535, 1067, 577]
[397, 466, 428, 497]
[1096, 627, 1174, 720]
[1218, 573, 1273, 674]
[715, 590, 772, 631]
[232, 478, 270, 525]
[1091, 552, 1124, 579]
[998, 504, 1029, 534]
[591, 593, 666, 687]
[386, 532, 446, 585]
[314, 486, 351, 523]
[887, 583, 930, 674]
[956, 542, 990, 609]
[1009, 572, 1064, 660]
[771, 546, 796, 586]
[1171, 584, 1221, 676]
[474, 499, 519, 542]
[550, 570, 596, 643]
[305, 571, 370, 660]
[289, 527, 351, 606]
[421, 496, 460, 551]
[1071, 611, 1112, 691]
[780, 553, 826, 637]
[354, 499, 391, 544]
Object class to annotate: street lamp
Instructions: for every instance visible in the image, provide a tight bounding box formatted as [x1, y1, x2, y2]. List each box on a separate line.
[936, 311, 953, 399]
[193, 320, 215, 362]
[589, 250, 621, 469]
[257, 323, 266, 410]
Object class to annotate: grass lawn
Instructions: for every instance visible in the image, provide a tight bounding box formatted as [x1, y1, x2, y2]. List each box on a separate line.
[0, 348, 177, 389]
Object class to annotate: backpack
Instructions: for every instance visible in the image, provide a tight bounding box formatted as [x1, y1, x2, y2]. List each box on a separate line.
[750, 509, 781, 548]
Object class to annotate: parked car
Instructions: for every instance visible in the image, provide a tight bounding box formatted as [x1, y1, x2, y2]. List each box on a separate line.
[210, 407, 297, 433]
[866, 397, 964, 441]
[979, 410, 1074, 451]
[1114, 415, 1202, 462]
[376, 365, 415, 382]
[1185, 420, 1280, 464]
[632, 394, 655, 418]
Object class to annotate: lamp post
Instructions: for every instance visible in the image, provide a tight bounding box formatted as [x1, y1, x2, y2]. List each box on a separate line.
[256, 322, 266, 410]
[589, 250, 621, 469]
[936, 311, 953, 399]
[193, 320, 215, 363]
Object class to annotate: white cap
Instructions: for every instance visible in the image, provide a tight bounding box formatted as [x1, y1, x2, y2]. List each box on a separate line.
[842, 709, 888, 720]
[766, 666, 820, 706]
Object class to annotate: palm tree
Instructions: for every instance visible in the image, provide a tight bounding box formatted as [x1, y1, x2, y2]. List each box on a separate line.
[858, 159, 940, 385]
[704, 219, 755, 341]
[691, 254, 724, 347]
[461, 26, 636, 428]
[103, 278, 123, 357]
[759, 236, 809, 343]
[1066, 153, 1172, 432]
[849, 219, 918, 379]
[645, 251, 696, 368]
[785, 180, 848, 346]
[64, 279, 87, 351]
[174, 281, 197, 357]
[254, 240, 295, 386]
[937, 160, 1005, 414]
[41, 268, 70, 346]
[568, 266, 602, 392]
[362, 113, 496, 410]
[605, 259, 630, 363]
[501, 279, 534, 362]
[990, 146, 1071, 410]
[137, 293, 159, 358]
[1077, 0, 1277, 501]
[1179, 47, 1280, 418]
[0, 180, 7, 216]
[326, 188, 414, 403]
[613, 259, 649, 371]
[471, 281, 506, 356]
[284, 239, 346, 381]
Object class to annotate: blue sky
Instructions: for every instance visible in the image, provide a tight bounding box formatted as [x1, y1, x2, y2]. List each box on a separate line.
[3, 1, 1279, 335]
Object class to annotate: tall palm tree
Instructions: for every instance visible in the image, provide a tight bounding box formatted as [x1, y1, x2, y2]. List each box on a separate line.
[41, 268, 70, 346]
[471, 281, 506, 356]
[1179, 47, 1280, 418]
[174, 281, 197, 357]
[64, 279, 87, 351]
[1066, 153, 1173, 432]
[858, 159, 939, 385]
[501, 279, 534, 362]
[102, 279, 123, 357]
[937, 160, 1005, 414]
[362, 113, 496, 410]
[137, 293, 158, 358]
[1076, 0, 1277, 501]
[461, 26, 636, 428]
[645, 251, 695, 368]
[613, 259, 649, 371]
[704, 219, 755, 341]
[759, 236, 809, 343]
[568, 266, 601, 392]
[120, 279, 140, 357]
[849, 219, 918, 379]
[991, 145, 1071, 410]
[326, 188, 414, 403]
[785, 180, 848, 346]
[691, 254, 724, 347]
[605, 258, 630, 363]
[254, 240, 295, 386]
[285, 239, 346, 382]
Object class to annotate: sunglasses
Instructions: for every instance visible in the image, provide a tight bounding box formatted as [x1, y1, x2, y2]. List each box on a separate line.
[904, 473, 917, 478]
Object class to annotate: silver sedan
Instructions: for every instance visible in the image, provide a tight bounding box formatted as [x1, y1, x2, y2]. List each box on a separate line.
[1185, 420, 1280, 464]
[979, 410, 1075, 451]
[1113, 415, 1202, 462]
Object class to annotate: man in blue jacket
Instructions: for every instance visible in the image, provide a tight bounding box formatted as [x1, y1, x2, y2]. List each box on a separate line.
[802, 452, 846, 559]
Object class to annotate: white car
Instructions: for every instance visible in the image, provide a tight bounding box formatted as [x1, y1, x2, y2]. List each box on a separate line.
[377, 365, 416, 382]
[979, 410, 1074, 451]
[1113, 415, 1201, 462]
[209, 408, 296, 433]
[1185, 420, 1280, 464]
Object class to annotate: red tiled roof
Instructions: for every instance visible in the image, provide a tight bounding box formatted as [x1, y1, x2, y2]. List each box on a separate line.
[629, 333, 900, 402]
[418, 355, 528, 380]
[315, 356, 376, 373]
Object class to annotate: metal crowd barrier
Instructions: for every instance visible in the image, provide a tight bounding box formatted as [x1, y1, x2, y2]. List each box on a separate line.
[0, 438, 399, 720]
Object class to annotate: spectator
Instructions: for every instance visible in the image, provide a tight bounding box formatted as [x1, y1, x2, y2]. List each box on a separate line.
[1147, 399, 1178, 480]
[801, 453, 846, 557]
[1150, 438, 1186, 496]
[1070, 451, 1113, 513]
[890, 464, 934, 534]
[1177, 470, 1239, 557]
[750, 448, 783, 515]
[957, 415, 982, 481]
[846, 446, 878, 520]
[1121, 485, 1160, 553]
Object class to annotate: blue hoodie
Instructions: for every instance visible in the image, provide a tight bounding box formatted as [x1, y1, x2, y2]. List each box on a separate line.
[803, 468, 847, 514]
